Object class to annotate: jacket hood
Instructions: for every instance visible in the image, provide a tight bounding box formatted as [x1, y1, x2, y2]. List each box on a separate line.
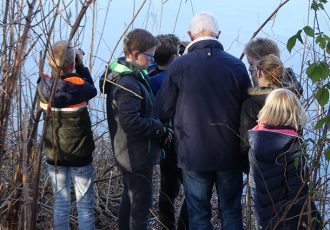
[106, 57, 138, 82]
[106, 69, 121, 82]
[187, 38, 224, 53]
[247, 85, 298, 107]
[283, 67, 303, 96]
[248, 86, 275, 96]
[245, 87, 274, 109]
[248, 129, 299, 164]
[248, 79, 300, 97]
[99, 57, 146, 94]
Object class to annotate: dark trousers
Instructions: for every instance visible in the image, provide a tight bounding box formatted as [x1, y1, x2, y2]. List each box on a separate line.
[119, 167, 154, 230]
[159, 145, 189, 230]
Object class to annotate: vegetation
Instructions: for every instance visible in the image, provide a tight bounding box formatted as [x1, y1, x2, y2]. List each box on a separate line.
[0, 0, 329, 229]
[285, 0, 330, 228]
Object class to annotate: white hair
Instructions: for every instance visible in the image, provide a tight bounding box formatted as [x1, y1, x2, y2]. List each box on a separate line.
[188, 12, 219, 36]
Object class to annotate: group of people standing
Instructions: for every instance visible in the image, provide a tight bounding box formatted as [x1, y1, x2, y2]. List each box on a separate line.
[38, 11, 322, 230]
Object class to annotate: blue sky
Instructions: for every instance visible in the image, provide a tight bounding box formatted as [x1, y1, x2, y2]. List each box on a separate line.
[29, 0, 328, 86]
[84, 0, 315, 77]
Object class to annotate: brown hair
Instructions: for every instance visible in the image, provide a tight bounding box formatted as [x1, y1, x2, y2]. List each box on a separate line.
[244, 37, 280, 61]
[255, 54, 284, 88]
[48, 40, 75, 75]
[123, 28, 158, 56]
[154, 34, 180, 66]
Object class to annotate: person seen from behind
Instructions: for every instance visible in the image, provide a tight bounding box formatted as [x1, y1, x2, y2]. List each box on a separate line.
[248, 88, 322, 229]
[244, 37, 303, 96]
[99, 28, 173, 230]
[148, 34, 189, 230]
[155, 12, 251, 230]
[240, 54, 285, 172]
[38, 40, 97, 230]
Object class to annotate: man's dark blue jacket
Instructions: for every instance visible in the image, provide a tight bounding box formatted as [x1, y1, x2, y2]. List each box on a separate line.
[154, 38, 251, 171]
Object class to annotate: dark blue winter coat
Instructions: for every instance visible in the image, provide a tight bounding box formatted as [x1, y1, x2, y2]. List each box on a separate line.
[99, 58, 166, 172]
[154, 38, 251, 171]
[249, 126, 322, 229]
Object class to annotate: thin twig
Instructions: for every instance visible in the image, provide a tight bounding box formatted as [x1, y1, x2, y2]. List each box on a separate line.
[239, 0, 290, 60]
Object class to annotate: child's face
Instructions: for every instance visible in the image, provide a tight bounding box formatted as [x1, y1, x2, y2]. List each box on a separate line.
[132, 46, 156, 70]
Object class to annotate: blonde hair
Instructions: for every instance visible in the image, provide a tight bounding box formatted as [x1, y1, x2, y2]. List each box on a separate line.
[258, 88, 308, 130]
[255, 54, 284, 87]
[48, 40, 75, 75]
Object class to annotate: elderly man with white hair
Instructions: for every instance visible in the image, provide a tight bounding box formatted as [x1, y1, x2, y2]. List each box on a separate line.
[155, 12, 251, 229]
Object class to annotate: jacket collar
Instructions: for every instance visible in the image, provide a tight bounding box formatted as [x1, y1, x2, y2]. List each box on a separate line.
[50, 71, 81, 80]
[252, 124, 298, 136]
[108, 57, 153, 96]
[61, 72, 81, 80]
[248, 86, 276, 96]
[116, 57, 142, 73]
[248, 125, 300, 163]
[108, 57, 144, 80]
[185, 37, 223, 54]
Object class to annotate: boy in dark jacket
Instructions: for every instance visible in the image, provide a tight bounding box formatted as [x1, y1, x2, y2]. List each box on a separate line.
[148, 34, 189, 230]
[38, 40, 97, 229]
[99, 28, 172, 230]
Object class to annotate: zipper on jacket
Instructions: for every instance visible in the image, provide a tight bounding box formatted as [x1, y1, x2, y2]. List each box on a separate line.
[139, 70, 154, 98]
